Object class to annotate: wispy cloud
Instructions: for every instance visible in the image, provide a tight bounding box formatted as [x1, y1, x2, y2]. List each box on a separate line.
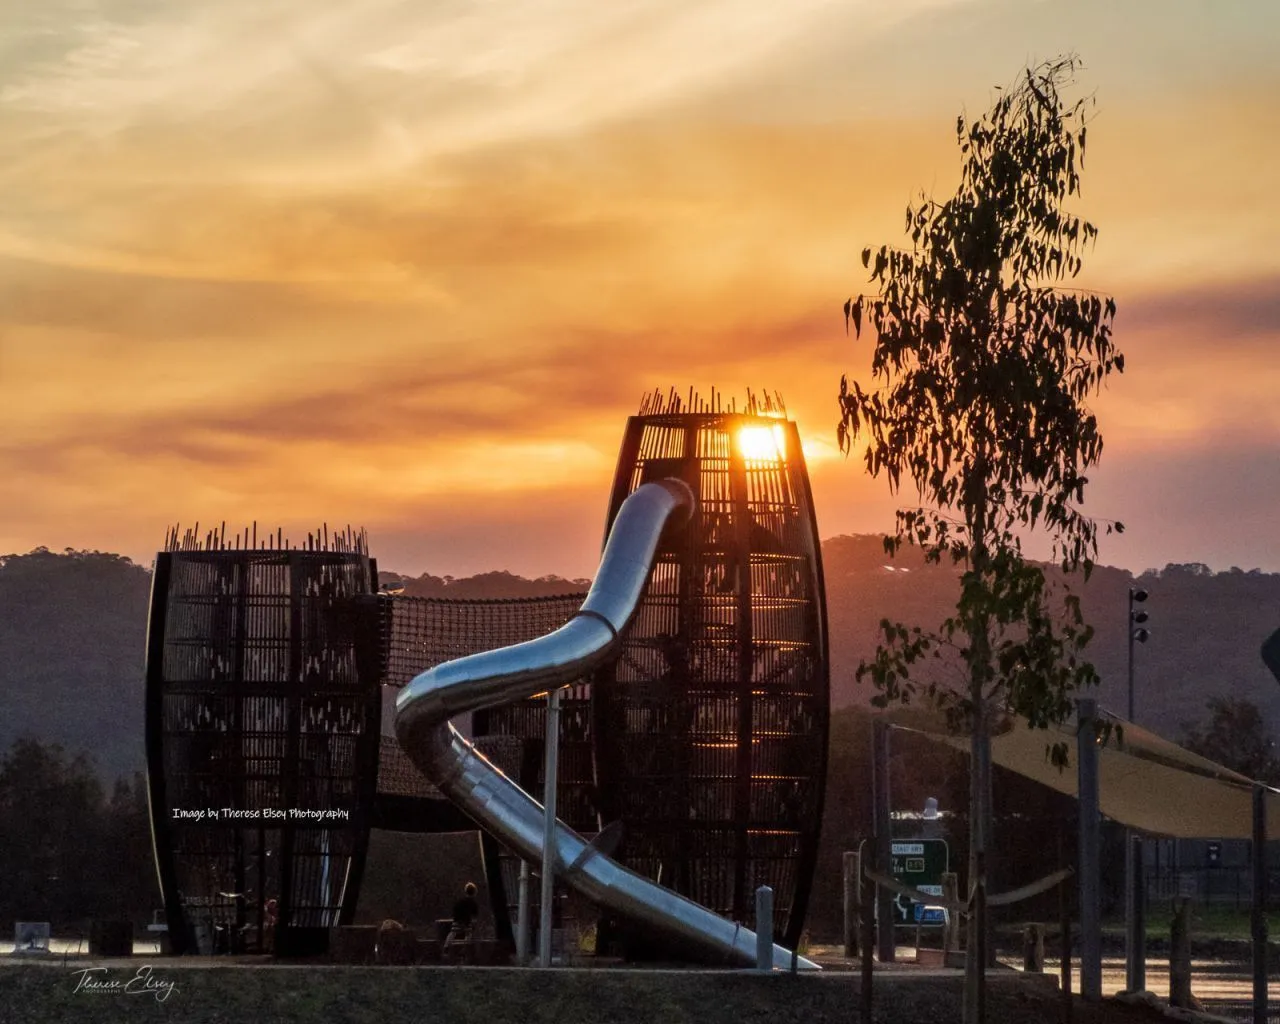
[0, 0, 963, 182]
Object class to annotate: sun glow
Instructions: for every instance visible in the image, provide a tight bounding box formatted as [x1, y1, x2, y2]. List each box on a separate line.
[737, 424, 787, 462]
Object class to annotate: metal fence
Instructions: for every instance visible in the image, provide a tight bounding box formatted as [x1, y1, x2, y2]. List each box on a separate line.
[1200, 1001, 1280, 1024]
[1146, 868, 1280, 910]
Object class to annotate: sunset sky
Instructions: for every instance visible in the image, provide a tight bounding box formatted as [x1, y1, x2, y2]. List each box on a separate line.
[3, 0, 1277, 579]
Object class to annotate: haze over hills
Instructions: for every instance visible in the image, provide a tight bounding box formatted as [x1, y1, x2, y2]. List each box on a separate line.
[821, 535, 1280, 740]
[1, 540, 1277, 782]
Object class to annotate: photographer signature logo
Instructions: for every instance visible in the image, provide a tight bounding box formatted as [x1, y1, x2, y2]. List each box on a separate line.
[70, 965, 179, 1003]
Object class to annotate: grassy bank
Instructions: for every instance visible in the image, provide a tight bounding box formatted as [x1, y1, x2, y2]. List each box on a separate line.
[1100, 906, 1280, 942]
[0, 962, 1174, 1024]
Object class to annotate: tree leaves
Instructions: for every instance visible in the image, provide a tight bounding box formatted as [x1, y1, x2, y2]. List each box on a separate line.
[839, 53, 1121, 761]
[843, 297, 863, 338]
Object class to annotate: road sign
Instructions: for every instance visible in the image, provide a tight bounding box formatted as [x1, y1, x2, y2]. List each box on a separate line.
[913, 904, 947, 925]
[889, 839, 949, 924]
[1263, 628, 1280, 685]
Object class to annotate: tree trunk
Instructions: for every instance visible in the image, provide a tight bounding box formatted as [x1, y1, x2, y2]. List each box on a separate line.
[965, 714, 992, 1024]
[964, 491, 993, 1024]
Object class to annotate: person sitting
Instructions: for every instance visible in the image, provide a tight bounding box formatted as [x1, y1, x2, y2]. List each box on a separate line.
[442, 883, 480, 963]
[375, 918, 408, 964]
[262, 898, 278, 954]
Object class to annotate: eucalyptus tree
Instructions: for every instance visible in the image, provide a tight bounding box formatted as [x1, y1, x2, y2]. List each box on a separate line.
[838, 55, 1124, 1020]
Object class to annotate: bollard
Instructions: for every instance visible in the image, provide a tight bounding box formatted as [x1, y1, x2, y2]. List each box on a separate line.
[755, 886, 774, 971]
[1022, 923, 1045, 973]
[515, 860, 531, 965]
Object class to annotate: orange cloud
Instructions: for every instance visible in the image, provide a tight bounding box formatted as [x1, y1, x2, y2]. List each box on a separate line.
[2, 3, 1278, 575]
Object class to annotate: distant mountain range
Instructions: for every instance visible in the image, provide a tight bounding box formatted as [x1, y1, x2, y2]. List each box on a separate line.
[821, 535, 1280, 740]
[378, 568, 592, 599]
[2, 540, 1276, 781]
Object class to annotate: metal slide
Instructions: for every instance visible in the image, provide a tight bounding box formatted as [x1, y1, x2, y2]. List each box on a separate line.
[395, 480, 818, 970]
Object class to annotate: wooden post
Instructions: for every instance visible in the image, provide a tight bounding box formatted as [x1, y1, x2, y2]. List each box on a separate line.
[1131, 834, 1145, 991]
[941, 872, 959, 958]
[873, 720, 894, 963]
[861, 842, 875, 1024]
[1022, 924, 1045, 972]
[843, 851, 860, 958]
[1058, 820, 1073, 1024]
[1169, 897, 1192, 1009]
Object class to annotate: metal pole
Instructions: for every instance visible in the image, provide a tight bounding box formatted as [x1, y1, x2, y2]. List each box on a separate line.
[1125, 589, 1145, 992]
[872, 719, 894, 962]
[516, 860, 531, 965]
[1077, 699, 1102, 1000]
[979, 720, 995, 970]
[755, 886, 774, 972]
[1252, 785, 1268, 1024]
[1127, 589, 1136, 722]
[975, 850, 987, 1023]
[538, 686, 562, 968]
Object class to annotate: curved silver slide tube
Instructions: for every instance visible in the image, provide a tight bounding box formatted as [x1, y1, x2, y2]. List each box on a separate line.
[396, 479, 818, 970]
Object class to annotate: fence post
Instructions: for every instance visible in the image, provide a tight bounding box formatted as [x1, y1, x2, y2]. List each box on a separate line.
[941, 872, 959, 958]
[872, 720, 894, 963]
[1022, 924, 1045, 972]
[1129, 835, 1145, 992]
[1169, 897, 1192, 1009]
[861, 843, 875, 1024]
[1251, 785, 1269, 1024]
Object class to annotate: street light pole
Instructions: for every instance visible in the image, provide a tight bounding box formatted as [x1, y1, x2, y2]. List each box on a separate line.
[1125, 587, 1150, 993]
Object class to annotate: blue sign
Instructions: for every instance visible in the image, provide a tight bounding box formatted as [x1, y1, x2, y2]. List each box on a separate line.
[914, 905, 947, 925]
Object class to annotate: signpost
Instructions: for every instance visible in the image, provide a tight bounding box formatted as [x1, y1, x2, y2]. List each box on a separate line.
[889, 840, 949, 925]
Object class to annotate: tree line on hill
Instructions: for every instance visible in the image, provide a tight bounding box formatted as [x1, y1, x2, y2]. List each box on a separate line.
[0, 737, 156, 931]
[1, 545, 1277, 936]
[4, 542, 1278, 785]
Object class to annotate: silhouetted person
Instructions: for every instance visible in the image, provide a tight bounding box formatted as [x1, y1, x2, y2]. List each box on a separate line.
[263, 898, 278, 953]
[443, 882, 480, 962]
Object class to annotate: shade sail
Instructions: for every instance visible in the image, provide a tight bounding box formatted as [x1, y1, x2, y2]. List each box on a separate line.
[884, 706, 1280, 840]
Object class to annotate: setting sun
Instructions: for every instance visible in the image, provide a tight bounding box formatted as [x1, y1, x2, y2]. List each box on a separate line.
[737, 424, 787, 462]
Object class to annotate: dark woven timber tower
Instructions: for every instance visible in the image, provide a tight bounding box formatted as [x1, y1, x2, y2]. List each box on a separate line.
[593, 389, 830, 949]
[145, 525, 381, 955]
